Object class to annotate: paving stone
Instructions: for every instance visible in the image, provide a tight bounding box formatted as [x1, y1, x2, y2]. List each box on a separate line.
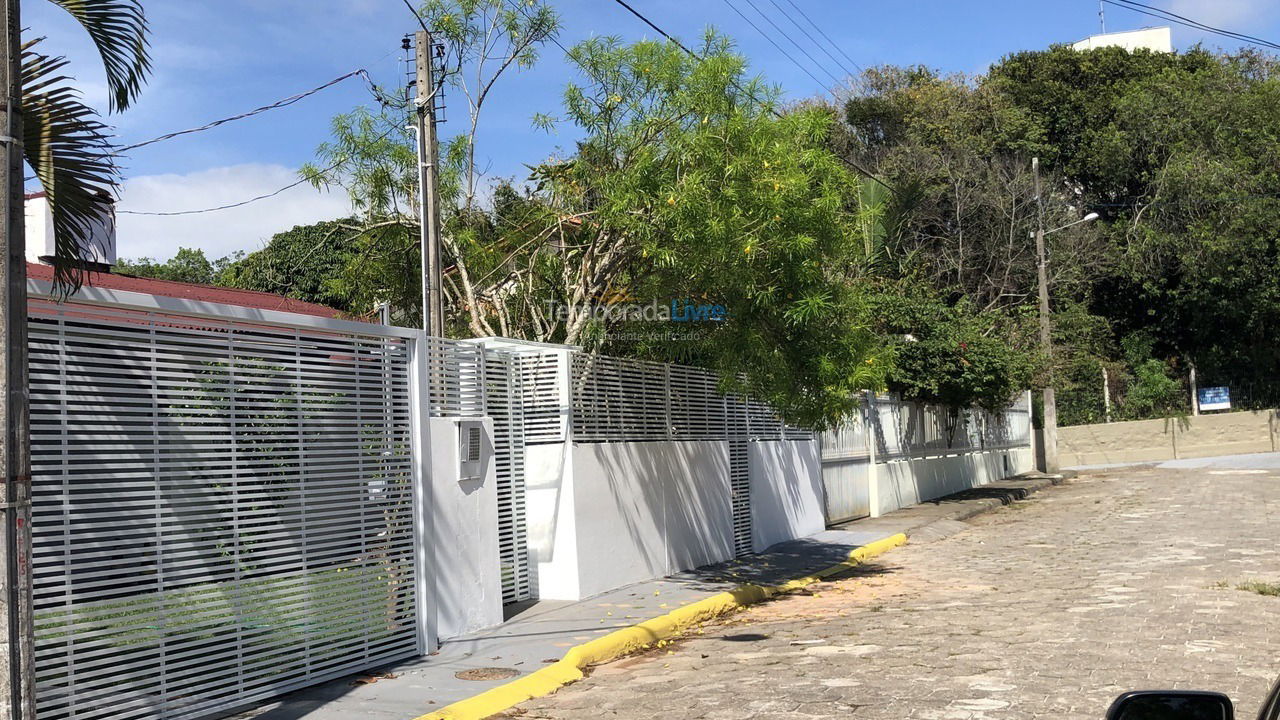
[517, 465, 1280, 719]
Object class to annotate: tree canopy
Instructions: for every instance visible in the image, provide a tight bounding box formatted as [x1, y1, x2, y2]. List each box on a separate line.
[840, 44, 1280, 422]
[126, 29, 1280, 428]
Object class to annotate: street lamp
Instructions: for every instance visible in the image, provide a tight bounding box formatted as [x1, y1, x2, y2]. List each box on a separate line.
[1044, 212, 1100, 236]
[1032, 157, 1099, 473]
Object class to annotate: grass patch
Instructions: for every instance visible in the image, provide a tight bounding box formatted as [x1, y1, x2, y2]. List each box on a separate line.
[1236, 580, 1280, 597]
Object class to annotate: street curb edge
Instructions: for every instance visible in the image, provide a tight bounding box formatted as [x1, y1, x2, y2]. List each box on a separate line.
[413, 532, 909, 720]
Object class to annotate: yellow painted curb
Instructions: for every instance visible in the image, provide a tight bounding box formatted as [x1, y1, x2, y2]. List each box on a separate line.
[415, 533, 907, 720]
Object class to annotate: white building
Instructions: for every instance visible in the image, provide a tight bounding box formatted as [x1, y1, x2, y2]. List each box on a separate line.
[1072, 26, 1173, 53]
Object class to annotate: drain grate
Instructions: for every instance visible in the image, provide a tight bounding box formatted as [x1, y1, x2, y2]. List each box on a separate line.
[455, 667, 521, 681]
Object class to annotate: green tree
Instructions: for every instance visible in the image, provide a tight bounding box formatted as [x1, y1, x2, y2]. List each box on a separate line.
[304, 0, 560, 330]
[218, 220, 359, 312]
[870, 288, 1037, 413]
[115, 247, 237, 285]
[842, 45, 1280, 423]
[1117, 333, 1185, 419]
[526, 32, 889, 425]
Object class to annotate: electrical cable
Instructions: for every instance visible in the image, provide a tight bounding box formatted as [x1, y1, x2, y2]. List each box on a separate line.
[605, 0, 893, 192]
[1101, 0, 1280, 51]
[401, 0, 430, 33]
[719, 0, 838, 97]
[117, 123, 403, 216]
[738, 0, 844, 88]
[116, 69, 388, 154]
[776, 0, 862, 76]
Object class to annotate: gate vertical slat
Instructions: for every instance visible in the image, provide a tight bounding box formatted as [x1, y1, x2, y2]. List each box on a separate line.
[484, 348, 531, 605]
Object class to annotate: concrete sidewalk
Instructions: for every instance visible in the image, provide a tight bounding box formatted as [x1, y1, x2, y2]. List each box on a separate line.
[231, 472, 1064, 720]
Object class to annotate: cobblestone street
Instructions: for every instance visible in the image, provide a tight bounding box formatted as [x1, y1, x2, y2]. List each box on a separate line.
[512, 465, 1280, 719]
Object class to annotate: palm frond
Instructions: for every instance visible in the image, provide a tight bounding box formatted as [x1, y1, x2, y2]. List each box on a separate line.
[22, 39, 119, 293]
[46, 0, 151, 112]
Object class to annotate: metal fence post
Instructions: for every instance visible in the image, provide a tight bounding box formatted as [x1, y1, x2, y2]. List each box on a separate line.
[865, 390, 880, 518]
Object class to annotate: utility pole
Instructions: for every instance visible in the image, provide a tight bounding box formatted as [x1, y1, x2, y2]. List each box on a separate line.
[0, 0, 34, 716]
[1099, 0, 1106, 33]
[414, 30, 444, 338]
[1033, 157, 1059, 473]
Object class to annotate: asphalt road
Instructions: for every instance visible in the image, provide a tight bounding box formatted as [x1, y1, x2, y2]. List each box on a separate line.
[511, 458, 1280, 719]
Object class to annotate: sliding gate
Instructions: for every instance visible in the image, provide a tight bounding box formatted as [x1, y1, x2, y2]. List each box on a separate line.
[27, 296, 426, 720]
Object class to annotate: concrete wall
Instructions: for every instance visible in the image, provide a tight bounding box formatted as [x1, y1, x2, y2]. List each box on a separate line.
[529, 440, 733, 601]
[749, 440, 824, 553]
[872, 448, 1034, 517]
[1059, 410, 1279, 467]
[429, 417, 503, 639]
[525, 442, 578, 601]
[525, 439, 828, 601]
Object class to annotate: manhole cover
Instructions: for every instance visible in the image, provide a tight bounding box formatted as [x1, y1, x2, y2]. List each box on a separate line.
[455, 667, 520, 681]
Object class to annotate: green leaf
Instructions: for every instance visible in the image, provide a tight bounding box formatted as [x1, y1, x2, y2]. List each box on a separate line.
[22, 40, 119, 293]
[47, 0, 151, 113]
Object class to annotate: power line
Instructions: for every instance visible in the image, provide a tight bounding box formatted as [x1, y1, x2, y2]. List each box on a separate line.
[605, 0, 893, 192]
[1108, 0, 1280, 49]
[117, 176, 319, 217]
[116, 69, 390, 154]
[610, 0, 699, 57]
[777, 0, 863, 76]
[719, 0, 838, 98]
[738, 0, 844, 88]
[117, 123, 403, 216]
[1101, 0, 1280, 51]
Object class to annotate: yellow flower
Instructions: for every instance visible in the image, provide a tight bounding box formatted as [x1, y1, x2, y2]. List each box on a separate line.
[667, 195, 676, 206]
[744, 245, 753, 254]
[773, 182, 780, 191]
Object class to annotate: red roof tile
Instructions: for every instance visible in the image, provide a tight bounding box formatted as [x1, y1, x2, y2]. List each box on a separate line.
[27, 262, 350, 320]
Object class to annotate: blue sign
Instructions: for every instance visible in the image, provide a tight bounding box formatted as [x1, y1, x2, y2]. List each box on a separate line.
[1198, 386, 1231, 412]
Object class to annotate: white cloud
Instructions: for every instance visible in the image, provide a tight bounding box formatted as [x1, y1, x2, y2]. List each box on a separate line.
[1168, 0, 1276, 30]
[115, 164, 352, 261]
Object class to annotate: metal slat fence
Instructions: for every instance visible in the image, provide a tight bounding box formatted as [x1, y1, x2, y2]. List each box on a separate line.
[566, 353, 812, 443]
[868, 394, 1031, 461]
[483, 350, 533, 605]
[28, 298, 421, 720]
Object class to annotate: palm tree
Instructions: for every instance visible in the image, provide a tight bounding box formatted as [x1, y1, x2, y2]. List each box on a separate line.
[2, 1, 149, 716]
[20, 0, 151, 285]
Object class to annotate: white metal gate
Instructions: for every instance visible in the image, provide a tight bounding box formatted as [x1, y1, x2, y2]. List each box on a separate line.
[484, 349, 532, 605]
[27, 297, 424, 720]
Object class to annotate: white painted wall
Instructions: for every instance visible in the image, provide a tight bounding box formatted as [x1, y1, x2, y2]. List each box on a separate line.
[525, 441, 579, 601]
[24, 194, 117, 266]
[871, 447, 1034, 517]
[526, 440, 734, 601]
[429, 417, 503, 639]
[748, 440, 824, 553]
[569, 440, 732, 599]
[1072, 27, 1171, 53]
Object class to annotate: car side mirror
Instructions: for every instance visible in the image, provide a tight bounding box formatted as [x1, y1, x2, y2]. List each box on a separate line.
[1107, 691, 1234, 720]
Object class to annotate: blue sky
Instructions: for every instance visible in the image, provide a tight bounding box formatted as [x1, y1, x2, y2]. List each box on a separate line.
[23, 0, 1280, 260]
